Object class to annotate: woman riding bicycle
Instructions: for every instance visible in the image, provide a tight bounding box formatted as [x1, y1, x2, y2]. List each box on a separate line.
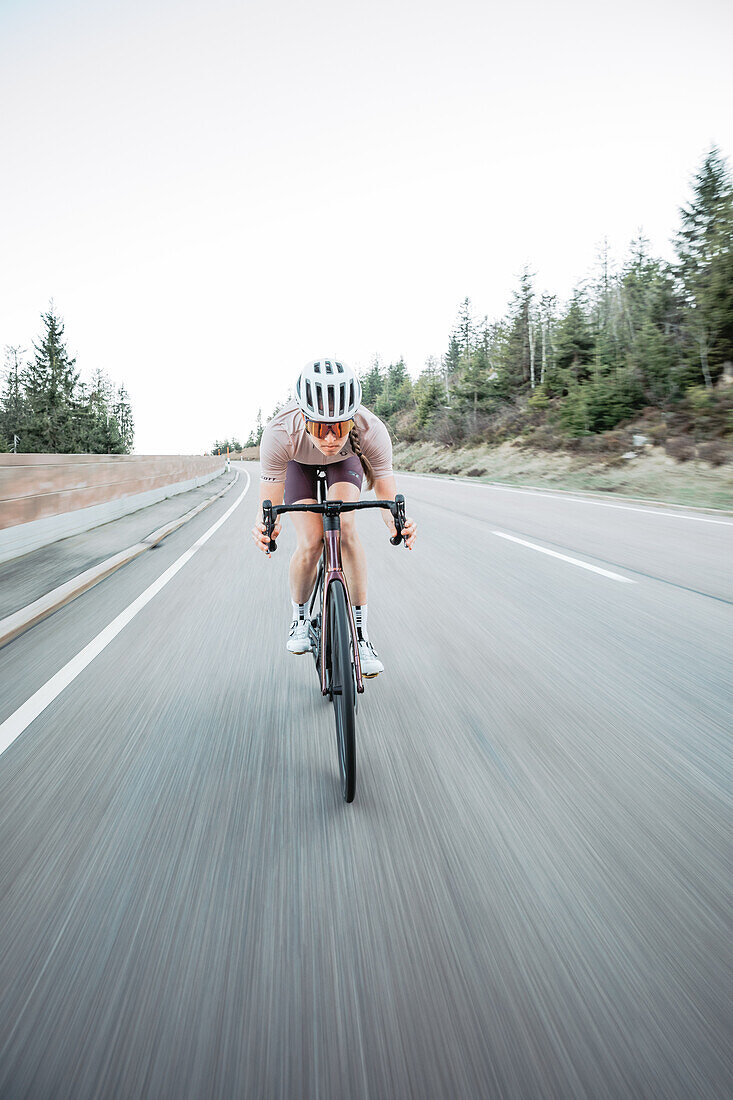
[252, 357, 417, 677]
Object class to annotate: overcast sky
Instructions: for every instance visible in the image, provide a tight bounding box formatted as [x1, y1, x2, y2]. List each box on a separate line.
[1, 0, 731, 453]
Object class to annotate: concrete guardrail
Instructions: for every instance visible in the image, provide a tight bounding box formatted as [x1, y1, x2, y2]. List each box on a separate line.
[0, 455, 226, 565]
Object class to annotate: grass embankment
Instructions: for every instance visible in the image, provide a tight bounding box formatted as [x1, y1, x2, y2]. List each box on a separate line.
[392, 439, 733, 510]
[394, 389, 733, 510]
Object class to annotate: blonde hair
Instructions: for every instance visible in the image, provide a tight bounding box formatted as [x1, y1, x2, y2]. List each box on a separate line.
[349, 423, 374, 491]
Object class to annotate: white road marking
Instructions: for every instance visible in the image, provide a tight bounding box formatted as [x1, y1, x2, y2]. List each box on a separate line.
[0, 471, 251, 759]
[494, 531, 636, 583]
[398, 472, 733, 526]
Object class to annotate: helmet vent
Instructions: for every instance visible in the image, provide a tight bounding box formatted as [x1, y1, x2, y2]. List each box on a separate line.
[305, 380, 313, 408]
[315, 381, 324, 416]
[327, 385, 335, 417]
[313, 361, 321, 374]
[349, 381, 355, 410]
[324, 360, 333, 374]
[339, 382, 346, 416]
[336, 361, 344, 373]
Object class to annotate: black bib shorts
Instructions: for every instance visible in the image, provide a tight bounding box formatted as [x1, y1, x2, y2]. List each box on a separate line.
[284, 455, 364, 504]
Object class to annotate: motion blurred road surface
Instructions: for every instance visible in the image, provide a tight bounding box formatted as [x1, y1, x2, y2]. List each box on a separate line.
[0, 465, 731, 1099]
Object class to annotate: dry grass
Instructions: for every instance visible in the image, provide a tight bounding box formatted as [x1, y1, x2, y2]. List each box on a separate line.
[393, 441, 733, 510]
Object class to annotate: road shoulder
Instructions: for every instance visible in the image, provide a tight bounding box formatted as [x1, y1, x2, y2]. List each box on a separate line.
[0, 471, 237, 649]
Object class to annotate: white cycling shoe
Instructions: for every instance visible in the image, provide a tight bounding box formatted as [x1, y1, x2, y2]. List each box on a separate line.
[358, 638, 384, 678]
[287, 619, 312, 654]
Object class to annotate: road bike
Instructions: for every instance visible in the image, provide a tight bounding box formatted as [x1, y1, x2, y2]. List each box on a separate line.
[263, 473, 406, 802]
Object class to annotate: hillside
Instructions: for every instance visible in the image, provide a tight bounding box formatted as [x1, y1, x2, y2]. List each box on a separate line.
[392, 438, 733, 510]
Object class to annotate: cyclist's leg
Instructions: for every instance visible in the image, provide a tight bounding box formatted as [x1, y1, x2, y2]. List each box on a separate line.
[289, 508, 323, 603]
[283, 462, 324, 604]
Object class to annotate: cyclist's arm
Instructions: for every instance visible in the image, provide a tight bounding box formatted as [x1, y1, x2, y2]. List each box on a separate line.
[372, 475, 417, 550]
[373, 474, 398, 503]
[259, 479, 285, 508]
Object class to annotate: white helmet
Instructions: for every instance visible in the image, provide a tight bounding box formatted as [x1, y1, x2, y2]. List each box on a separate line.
[295, 358, 362, 422]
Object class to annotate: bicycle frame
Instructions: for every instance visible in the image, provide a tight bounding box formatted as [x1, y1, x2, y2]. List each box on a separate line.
[318, 506, 364, 695]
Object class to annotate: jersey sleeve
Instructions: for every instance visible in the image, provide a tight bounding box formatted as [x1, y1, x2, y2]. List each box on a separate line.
[363, 415, 393, 479]
[259, 422, 290, 483]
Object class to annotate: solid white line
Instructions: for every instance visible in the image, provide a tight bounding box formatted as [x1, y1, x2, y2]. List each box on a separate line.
[0, 470, 251, 759]
[398, 472, 733, 526]
[494, 531, 636, 583]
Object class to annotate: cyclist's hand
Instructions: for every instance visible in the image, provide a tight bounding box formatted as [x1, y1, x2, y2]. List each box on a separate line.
[402, 515, 417, 549]
[252, 517, 281, 554]
[383, 511, 417, 549]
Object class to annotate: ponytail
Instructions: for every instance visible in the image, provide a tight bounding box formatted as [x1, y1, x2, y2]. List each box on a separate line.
[349, 424, 374, 491]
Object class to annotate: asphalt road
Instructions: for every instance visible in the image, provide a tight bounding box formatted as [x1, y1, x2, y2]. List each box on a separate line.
[0, 464, 731, 1099]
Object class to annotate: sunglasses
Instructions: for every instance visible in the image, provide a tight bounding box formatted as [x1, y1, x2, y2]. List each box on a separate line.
[304, 418, 355, 439]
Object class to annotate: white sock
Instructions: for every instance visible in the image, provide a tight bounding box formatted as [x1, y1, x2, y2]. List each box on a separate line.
[353, 604, 368, 641]
[291, 600, 308, 622]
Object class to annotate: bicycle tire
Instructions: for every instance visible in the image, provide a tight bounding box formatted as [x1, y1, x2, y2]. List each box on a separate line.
[327, 579, 356, 802]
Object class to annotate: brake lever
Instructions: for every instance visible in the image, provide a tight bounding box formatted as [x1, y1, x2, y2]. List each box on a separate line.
[389, 494, 408, 547]
[262, 500, 278, 553]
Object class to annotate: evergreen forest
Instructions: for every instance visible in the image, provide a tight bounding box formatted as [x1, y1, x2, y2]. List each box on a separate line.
[242, 148, 733, 463]
[1, 306, 134, 454]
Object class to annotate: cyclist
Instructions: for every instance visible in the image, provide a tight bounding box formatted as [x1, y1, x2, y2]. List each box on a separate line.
[252, 357, 417, 677]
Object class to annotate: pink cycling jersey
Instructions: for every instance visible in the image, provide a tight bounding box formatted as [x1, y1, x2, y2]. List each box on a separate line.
[260, 399, 394, 484]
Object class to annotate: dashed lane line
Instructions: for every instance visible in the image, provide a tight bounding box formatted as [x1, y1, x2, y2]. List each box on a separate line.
[494, 531, 636, 583]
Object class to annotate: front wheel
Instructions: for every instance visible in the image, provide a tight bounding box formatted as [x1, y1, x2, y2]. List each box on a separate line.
[327, 580, 356, 802]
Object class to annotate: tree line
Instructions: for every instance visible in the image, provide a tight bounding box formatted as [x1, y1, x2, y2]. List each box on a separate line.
[239, 147, 732, 455]
[374, 147, 732, 447]
[0, 306, 134, 454]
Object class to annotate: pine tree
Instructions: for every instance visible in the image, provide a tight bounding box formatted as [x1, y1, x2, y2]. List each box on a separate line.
[453, 346, 494, 433]
[620, 237, 679, 402]
[552, 293, 595, 387]
[675, 146, 733, 388]
[442, 335, 461, 406]
[374, 359, 412, 420]
[590, 239, 623, 376]
[538, 295, 556, 385]
[414, 363, 444, 428]
[245, 409, 264, 448]
[500, 268, 535, 392]
[359, 357, 384, 407]
[0, 346, 28, 451]
[23, 306, 79, 452]
[105, 413, 125, 454]
[444, 334, 462, 376]
[453, 297, 475, 355]
[113, 385, 135, 453]
[83, 369, 113, 452]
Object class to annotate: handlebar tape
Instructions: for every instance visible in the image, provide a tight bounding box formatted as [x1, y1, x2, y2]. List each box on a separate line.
[263, 500, 278, 553]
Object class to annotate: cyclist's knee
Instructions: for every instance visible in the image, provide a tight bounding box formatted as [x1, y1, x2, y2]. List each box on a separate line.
[296, 533, 323, 559]
[340, 517, 360, 548]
